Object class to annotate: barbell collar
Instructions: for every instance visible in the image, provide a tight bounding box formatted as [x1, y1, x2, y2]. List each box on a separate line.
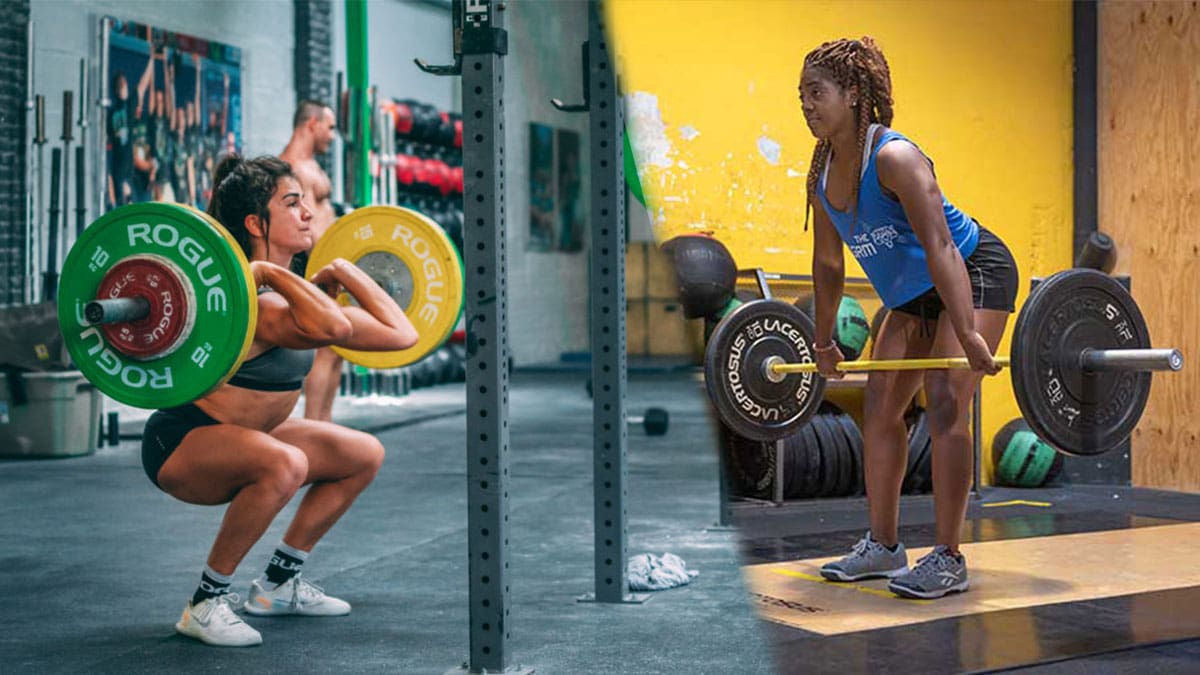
[762, 355, 788, 383]
[84, 297, 151, 325]
[1079, 348, 1183, 373]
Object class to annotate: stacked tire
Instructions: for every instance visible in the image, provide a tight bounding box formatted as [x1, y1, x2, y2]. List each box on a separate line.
[722, 404, 942, 499]
[721, 404, 864, 500]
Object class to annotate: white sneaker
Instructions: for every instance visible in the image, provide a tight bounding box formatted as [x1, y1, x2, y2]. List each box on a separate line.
[243, 574, 351, 617]
[175, 593, 263, 647]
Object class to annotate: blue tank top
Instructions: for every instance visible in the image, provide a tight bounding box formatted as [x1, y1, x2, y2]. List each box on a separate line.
[816, 126, 979, 308]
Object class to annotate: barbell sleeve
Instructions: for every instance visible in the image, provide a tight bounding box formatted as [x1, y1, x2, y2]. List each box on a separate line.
[85, 297, 151, 325]
[1079, 348, 1183, 373]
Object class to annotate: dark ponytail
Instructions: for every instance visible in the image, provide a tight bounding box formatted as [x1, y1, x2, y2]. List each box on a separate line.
[206, 154, 294, 259]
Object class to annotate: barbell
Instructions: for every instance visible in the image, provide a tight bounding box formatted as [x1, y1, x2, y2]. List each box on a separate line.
[704, 269, 1183, 456]
[58, 203, 465, 409]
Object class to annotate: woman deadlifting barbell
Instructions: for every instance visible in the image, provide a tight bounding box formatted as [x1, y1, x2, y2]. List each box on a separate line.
[800, 37, 1018, 599]
[141, 155, 418, 646]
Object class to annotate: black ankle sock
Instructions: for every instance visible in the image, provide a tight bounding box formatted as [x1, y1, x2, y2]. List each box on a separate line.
[884, 543, 899, 553]
[192, 567, 233, 606]
[264, 544, 308, 586]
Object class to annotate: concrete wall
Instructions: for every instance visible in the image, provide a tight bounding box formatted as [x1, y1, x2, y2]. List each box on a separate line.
[330, 0, 459, 111]
[501, 0, 592, 364]
[32, 0, 597, 367]
[331, 0, 594, 365]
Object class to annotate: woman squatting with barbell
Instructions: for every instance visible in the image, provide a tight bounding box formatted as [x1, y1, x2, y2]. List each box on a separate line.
[140, 155, 418, 646]
[800, 37, 1019, 598]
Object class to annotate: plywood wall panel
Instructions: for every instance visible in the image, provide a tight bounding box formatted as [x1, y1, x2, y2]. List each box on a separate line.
[1099, 1, 1200, 490]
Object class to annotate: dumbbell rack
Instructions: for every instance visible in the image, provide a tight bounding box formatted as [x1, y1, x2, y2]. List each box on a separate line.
[726, 268, 984, 510]
[390, 98, 464, 256]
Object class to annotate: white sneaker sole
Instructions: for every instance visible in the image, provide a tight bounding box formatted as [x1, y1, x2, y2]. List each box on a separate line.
[243, 599, 351, 617]
[820, 565, 909, 582]
[175, 621, 263, 647]
[888, 579, 969, 599]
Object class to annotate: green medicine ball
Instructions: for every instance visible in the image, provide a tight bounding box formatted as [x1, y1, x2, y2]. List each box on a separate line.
[792, 294, 870, 361]
[835, 296, 870, 361]
[993, 419, 1064, 488]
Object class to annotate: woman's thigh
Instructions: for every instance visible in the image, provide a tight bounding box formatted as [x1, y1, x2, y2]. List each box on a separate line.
[922, 308, 1011, 429]
[864, 309, 937, 420]
[269, 418, 385, 484]
[157, 424, 308, 505]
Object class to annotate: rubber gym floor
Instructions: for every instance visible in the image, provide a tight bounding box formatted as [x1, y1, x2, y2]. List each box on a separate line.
[8, 371, 1200, 674]
[735, 486, 1200, 674]
[0, 370, 772, 675]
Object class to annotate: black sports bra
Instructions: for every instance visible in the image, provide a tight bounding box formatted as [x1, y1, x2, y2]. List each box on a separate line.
[226, 345, 315, 392]
[225, 289, 316, 391]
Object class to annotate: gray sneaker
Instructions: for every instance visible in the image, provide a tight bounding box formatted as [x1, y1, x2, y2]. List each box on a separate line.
[820, 532, 909, 582]
[888, 545, 969, 599]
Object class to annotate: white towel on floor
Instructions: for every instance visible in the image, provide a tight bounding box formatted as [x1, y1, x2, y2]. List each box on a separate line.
[627, 553, 699, 591]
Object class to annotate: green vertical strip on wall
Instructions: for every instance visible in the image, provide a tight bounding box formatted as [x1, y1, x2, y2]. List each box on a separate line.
[345, 0, 370, 207]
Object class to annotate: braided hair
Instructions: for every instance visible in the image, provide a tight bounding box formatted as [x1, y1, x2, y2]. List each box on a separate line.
[801, 37, 894, 230]
[206, 154, 294, 260]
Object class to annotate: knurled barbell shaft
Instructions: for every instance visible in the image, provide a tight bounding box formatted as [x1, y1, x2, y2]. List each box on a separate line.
[84, 297, 151, 325]
[768, 348, 1183, 376]
[768, 356, 1011, 374]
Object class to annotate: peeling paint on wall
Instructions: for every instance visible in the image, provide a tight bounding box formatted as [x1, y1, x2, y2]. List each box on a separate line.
[757, 135, 782, 165]
[626, 91, 675, 169]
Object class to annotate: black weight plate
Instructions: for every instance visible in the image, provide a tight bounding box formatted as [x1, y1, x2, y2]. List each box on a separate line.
[1012, 269, 1153, 456]
[704, 300, 826, 442]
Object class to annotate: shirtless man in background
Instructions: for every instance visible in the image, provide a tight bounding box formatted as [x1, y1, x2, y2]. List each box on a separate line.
[281, 100, 341, 421]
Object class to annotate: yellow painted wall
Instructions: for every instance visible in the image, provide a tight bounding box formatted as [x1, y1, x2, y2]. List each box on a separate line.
[607, 0, 1075, 483]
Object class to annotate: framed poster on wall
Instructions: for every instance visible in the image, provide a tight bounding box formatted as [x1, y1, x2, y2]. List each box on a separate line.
[528, 122, 556, 252]
[556, 128, 582, 252]
[528, 123, 584, 253]
[105, 20, 242, 213]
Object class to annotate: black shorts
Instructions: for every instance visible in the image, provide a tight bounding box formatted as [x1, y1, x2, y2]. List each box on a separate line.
[141, 403, 221, 489]
[892, 226, 1019, 319]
